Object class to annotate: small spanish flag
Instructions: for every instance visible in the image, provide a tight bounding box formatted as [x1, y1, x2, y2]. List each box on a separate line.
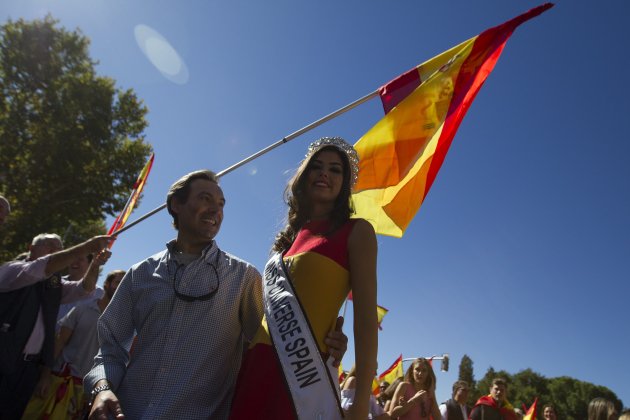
[372, 377, 381, 396]
[108, 152, 155, 245]
[523, 398, 538, 420]
[338, 362, 346, 384]
[376, 305, 388, 330]
[378, 354, 404, 386]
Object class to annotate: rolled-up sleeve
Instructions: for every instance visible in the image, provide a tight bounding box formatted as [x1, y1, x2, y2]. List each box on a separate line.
[84, 269, 135, 392]
[0, 257, 49, 291]
[60, 278, 94, 303]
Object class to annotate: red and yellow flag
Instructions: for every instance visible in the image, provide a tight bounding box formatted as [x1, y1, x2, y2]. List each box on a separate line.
[523, 398, 538, 420]
[376, 305, 388, 330]
[347, 293, 389, 331]
[372, 377, 380, 396]
[338, 362, 346, 384]
[378, 354, 404, 386]
[107, 153, 155, 244]
[352, 4, 553, 237]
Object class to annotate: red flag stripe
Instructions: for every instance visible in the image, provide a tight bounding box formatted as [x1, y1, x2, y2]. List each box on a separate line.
[424, 3, 553, 200]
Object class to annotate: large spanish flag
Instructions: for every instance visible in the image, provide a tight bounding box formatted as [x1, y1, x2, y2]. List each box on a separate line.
[352, 4, 553, 237]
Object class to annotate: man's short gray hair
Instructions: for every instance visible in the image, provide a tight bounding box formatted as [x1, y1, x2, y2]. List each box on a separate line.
[31, 233, 63, 247]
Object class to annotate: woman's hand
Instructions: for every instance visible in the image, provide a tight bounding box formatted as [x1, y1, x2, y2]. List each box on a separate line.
[410, 389, 427, 404]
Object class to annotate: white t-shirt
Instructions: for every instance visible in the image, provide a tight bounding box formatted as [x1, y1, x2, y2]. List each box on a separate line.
[341, 388, 385, 419]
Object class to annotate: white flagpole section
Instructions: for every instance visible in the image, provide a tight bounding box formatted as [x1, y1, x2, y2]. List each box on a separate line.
[114, 89, 380, 235]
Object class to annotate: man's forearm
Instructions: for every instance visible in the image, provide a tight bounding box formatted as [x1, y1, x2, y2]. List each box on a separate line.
[46, 245, 89, 277]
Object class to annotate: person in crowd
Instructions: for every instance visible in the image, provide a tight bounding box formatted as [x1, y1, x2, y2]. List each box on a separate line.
[376, 380, 391, 408]
[23, 269, 124, 419]
[439, 380, 470, 420]
[542, 404, 557, 420]
[340, 366, 389, 419]
[0, 194, 10, 226]
[55, 269, 125, 377]
[469, 378, 517, 420]
[618, 410, 630, 420]
[388, 358, 440, 420]
[85, 169, 348, 420]
[228, 137, 378, 420]
[0, 233, 112, 419]
[587, 397, 618, 420]
[381, 378, 403, 412]
[56, 253, 106, 326]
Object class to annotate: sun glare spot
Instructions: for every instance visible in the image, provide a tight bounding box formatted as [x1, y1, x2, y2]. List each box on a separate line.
[134, 24, 189, 84]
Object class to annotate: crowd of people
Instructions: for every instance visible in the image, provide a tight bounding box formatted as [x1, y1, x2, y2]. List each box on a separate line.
[366, 371, 625, 420]
[0, 136, 626, 420]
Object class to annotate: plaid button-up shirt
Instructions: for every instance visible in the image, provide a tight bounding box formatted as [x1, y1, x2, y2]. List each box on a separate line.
[84, 240, 263, 419]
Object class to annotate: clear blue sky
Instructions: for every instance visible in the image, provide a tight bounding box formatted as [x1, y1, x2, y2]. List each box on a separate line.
[3, 0, 629, 407]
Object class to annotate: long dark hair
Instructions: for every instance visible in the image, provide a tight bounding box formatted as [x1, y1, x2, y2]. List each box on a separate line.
[272, 145, 354, 253]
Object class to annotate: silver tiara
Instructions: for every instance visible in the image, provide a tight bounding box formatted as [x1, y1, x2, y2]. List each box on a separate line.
[305, 137, 359, 186]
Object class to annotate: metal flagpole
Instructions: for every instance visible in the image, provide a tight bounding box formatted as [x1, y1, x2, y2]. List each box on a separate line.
[402, 354, 450, 372]
[113, 88, 380, 236]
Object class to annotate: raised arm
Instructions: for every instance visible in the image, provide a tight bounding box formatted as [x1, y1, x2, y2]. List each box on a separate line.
[45, 235, 112, 278]
[389, 381, 427, 418]
[346, 219, 378, 420]
[79, 249, 112, 293]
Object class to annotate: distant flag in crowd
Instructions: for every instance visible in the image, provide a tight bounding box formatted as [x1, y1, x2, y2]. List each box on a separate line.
[523, 398, 538, 420]
[346, 292, 390, 330]
[378, 354, 404, 386]
[376, 305, 388, 330]
[107, 153, 155, 247]
[372, 377, 380, 396]
[352, 3, 554, 237]
[338, 363, 346, 384]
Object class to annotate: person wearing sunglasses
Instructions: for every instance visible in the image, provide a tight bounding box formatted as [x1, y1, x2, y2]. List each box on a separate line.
[85, 170, 347, 420]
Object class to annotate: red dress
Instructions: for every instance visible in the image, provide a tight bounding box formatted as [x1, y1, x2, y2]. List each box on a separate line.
[229, 220, 355, 419]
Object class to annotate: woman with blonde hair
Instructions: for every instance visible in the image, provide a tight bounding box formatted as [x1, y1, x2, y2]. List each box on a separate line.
[388, 358, 440, 420]
[588, 397, 618, 420]
[229, 137, 378, 420]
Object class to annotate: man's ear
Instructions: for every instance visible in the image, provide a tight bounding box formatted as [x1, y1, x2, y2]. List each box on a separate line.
[170, 198, 181, 215]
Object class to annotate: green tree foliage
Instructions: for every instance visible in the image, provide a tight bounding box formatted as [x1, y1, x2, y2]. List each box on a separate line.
[458, 354, 478, 406]
[0, 16, 152, 260]
[472, 367, 623, 419]
[547, 376, 623, 420]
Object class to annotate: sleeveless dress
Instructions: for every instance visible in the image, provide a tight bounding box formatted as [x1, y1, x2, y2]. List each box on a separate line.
[229, 219, 356, 419]
[399, 383, 433, 420]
